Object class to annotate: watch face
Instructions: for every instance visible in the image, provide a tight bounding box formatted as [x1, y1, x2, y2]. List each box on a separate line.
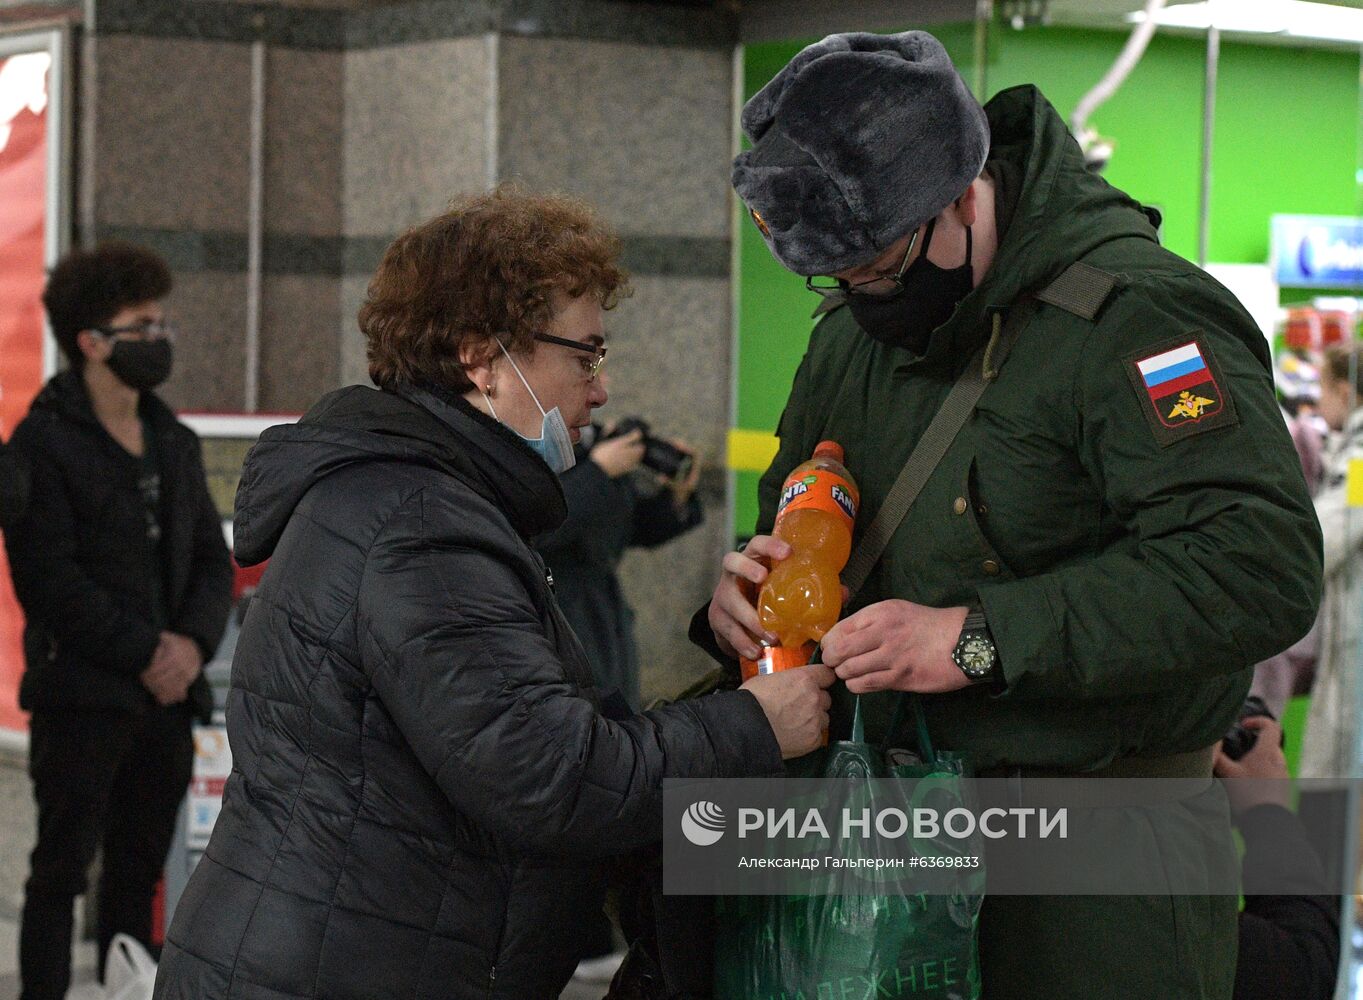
[954, 634, 996, 679]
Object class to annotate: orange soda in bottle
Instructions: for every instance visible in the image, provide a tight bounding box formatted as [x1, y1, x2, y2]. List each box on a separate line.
[740, 441, 859, 681]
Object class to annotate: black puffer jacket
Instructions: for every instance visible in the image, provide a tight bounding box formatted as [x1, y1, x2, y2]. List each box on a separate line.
[0, 439, 28, 527]
[4, 371, 230, 721]
[155, 384, 782, 1000]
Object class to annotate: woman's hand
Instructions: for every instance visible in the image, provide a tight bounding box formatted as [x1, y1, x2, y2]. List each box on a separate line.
[742, 663, 835, 759]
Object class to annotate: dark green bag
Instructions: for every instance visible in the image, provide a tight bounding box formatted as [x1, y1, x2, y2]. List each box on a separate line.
[714, 695, 984, 1000]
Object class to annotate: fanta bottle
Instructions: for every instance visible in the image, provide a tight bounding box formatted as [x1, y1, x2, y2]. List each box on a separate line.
[740, 441, 859, 681]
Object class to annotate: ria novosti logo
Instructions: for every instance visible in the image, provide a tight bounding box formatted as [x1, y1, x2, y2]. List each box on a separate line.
[681, 801, 726, 846]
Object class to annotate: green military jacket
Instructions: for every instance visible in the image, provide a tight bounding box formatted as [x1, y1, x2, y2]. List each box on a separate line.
[751, 86, 1322, 771]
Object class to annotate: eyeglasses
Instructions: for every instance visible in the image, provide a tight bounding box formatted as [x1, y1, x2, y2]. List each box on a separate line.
[93, 319, 177, 342]
[534, 332, 608, 382]
[805, 223, 927, 300]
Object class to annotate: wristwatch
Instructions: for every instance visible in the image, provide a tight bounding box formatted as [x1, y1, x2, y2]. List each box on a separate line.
[952, 610, 1000, 684]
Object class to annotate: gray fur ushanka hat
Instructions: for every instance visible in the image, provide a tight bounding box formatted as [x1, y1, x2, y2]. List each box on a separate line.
[733, 31, 989, 276]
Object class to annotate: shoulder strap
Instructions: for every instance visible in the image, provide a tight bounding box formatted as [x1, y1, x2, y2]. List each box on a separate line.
[1034, 261, 1117, 320]
[840, 259, 1111, 597]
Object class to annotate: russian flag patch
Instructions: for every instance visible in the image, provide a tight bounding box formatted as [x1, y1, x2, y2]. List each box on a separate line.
[1125, 335, 1238, 446]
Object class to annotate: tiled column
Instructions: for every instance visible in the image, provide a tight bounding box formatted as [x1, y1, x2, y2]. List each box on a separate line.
[498, 32, 737, 703]
[80, 1, 348, 414]
[85, 29, 256, 411]
[339, 31, 496, 385]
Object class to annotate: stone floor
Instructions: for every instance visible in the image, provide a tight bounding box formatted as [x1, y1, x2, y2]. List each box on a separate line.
[0, 747, 604, 999]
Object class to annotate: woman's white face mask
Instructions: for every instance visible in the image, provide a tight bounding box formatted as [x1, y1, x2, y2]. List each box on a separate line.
[482, 340, 576, 474]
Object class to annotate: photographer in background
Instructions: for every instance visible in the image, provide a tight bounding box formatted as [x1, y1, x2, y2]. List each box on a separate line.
[534, 389, 704, 985]
[1215, 715, 1339, 1000]
[535, 403, 703, 714]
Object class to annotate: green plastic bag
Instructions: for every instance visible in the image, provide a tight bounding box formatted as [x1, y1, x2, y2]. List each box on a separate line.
[714, 695, 984, 1000]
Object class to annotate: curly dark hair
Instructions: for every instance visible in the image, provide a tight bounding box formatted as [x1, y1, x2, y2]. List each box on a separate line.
[361, 185, 630, 392]
[42, 241, 173, 370]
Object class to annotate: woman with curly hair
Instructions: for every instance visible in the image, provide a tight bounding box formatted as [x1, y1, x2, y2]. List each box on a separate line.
[153, 187, 832, 1000]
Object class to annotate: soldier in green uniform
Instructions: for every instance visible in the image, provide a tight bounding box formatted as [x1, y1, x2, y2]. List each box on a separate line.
[697, 30, 1322, 999]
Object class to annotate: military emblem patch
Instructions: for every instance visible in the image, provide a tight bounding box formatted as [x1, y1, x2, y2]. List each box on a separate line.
[1124, 335, 1239, 446]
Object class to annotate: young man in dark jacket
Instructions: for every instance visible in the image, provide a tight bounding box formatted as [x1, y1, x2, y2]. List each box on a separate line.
[4, 242, 231, 1000]
[698, 31, 1322, 1000]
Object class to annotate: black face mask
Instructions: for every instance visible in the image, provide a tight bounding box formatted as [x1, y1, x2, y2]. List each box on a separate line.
[107, 338, 173, 391]
[847, 219, 974, 354]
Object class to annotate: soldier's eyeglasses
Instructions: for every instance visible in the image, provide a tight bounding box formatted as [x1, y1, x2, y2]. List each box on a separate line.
[805, 223, 927, 300]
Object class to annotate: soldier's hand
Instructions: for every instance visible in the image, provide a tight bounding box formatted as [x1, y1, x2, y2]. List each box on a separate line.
[708, 535, 789, 659]
[821, 600, 970, 694]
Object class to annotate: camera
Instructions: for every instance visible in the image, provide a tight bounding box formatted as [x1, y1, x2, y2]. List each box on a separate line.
[599, 418, 693, 481]
[1220, 695, 1281, 761]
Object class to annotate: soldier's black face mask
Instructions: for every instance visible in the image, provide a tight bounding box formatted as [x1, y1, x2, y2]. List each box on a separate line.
[847, 219, 974, 354]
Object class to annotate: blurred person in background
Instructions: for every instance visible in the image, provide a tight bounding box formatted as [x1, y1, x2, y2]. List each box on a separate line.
[1250, 355, 1326, 717]
[1275, 353, 1326, 496]
[1215, 716, 1339, 1000]
[154, 186, 832, 1000]
[1299, 345, 1363, 780]
[535, 393, 704, 715]
[4, 242, 232, 1000]
[533, 389, 704, 984]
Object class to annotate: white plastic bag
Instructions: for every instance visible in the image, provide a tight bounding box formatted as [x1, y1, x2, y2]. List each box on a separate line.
[102, 933, 157, 1000]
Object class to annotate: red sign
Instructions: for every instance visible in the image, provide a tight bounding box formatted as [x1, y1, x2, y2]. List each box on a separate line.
[0, 49, 54, 733]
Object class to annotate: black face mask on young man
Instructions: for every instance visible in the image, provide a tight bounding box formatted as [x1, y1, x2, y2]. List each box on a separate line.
[106, 338, 174, 392]
[847, 218, 974, 354]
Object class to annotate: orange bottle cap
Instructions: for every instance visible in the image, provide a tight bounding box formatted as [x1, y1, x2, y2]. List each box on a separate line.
[813, 440, 844, 462]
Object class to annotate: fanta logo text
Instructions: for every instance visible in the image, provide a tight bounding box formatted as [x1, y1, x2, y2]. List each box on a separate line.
[831, 484, 856, 521]
[777, 481, 809, 512]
